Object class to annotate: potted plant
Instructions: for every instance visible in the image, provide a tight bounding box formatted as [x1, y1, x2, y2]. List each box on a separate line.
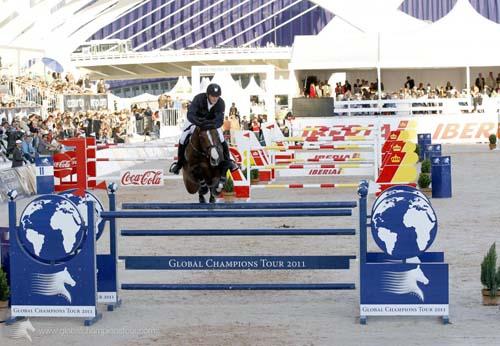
[421, 159, 431, 174]
[481, 243, 500, 305]
[222, 176, 235, 202]
[250, 169, 259, 184]
[418, 172, 432, 196]
[414, 143, 422, 162]
[0, 266, 9, 322]
[488, 134, 497, 150]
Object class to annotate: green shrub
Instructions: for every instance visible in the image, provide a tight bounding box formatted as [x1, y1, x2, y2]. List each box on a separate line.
[418, 173, 431, 189]
[481, 243, 498, 297]
[421, 159, 431, 174]
[223, 176, 234, 193]
[489, 134, 497, 145]
[0, 267, 9, 301]
[415, 143, 421, 161]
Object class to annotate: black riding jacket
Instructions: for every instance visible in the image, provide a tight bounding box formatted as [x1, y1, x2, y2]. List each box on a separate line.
[187, 93, 225, 130]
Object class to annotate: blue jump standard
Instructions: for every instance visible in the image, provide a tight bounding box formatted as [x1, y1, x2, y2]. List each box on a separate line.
[101, 209, 352, 219]
[121, 228, 356, 236]
[121, 283, 356, 290]
[122, 201, 357, 210]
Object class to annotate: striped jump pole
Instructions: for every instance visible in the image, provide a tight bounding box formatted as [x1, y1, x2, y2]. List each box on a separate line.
[95, 158, 174, 162]
[93, 182, 369, 293]
[251, 183, 359, 189]
[265, 144, 375, 151]
[281, 136, 376, 142]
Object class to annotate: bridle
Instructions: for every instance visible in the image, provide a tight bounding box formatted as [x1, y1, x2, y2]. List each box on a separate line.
[190, 127, 221, 166]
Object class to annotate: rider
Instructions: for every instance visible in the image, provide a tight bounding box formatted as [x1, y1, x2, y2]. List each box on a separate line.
[169, 83, 238, 174]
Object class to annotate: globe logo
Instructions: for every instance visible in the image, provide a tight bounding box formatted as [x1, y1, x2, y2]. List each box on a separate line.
[58, 190, 105, 240]
[18, 195, 85, 263]
[371, 188, 438, 260]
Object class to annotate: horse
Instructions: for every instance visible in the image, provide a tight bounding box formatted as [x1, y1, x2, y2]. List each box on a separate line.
[182, 126, 227, 203]
[32, 267, 76, 303]
[382, 265, 429, 302]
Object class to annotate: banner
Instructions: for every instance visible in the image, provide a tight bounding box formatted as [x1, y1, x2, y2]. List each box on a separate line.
[0, 167, 33, 202]
[292, 114, 499, 144]
[120, 169, 164, 186]
[63, 95, 108, 112]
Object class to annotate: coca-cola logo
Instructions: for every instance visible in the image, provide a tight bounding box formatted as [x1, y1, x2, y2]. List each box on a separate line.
[53, 152, 77, 178]
[120, 170, 164, 186]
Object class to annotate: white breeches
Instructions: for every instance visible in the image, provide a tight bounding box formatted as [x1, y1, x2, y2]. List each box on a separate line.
[179, 120, 225, 145]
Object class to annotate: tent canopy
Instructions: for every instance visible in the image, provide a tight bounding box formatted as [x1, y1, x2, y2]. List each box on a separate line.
[292, 0, 500, 70]
[244, 76, 266, 95]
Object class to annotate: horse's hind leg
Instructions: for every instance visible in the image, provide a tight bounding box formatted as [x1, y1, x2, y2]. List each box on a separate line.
[199, 192, 206, 203]
[209, 189, 216, 204]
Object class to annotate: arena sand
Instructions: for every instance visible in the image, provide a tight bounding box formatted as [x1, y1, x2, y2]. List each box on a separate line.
[1, 144, 500, 346]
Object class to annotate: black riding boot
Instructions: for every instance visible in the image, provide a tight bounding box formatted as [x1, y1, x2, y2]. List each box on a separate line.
[221, 141, 239, 172]
[169, 143, 186, 175]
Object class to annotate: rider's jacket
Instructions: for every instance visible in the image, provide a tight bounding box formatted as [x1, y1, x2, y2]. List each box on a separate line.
[187, 93, 225, 130]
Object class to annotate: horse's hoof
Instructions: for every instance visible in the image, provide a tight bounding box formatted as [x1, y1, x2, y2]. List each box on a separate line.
[209, 195, 216, 203]
[199, 196, 206, 203]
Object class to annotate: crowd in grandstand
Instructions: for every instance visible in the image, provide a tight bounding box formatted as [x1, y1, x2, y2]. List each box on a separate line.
[301, 73, 500, 107]
[12, 72, 108, 95]
[0, 109, 133, 167]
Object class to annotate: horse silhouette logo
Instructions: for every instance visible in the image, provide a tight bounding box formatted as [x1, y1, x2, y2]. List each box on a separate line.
[382, 265, 429, 302]
[32, 267, 76, 303]
[5, 319, 36, 342]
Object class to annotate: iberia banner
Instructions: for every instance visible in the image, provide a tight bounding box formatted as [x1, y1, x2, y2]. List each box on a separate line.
[291, 114, 499, 144]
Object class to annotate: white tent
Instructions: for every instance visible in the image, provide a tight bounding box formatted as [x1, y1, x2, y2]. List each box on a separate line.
[199, 77, 211, 93]
[380, 0, 500, 68]
[169, 76, 192, 94]
[290, 17, 378, 70]
[293, 0, 500, 70]
[244, 76, 266, 95]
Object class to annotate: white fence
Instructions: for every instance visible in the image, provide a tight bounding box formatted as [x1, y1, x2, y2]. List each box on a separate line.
[160, 108, 183, 127]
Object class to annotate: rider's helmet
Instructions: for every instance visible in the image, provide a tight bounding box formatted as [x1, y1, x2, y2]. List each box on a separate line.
[207, 83, 222, 97]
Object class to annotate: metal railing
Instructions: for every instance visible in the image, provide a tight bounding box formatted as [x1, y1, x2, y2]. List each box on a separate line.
[160, 108, 183, 126]
[70, 46, 292, 62]
[3, 78, 60, 116]
[333, 97, 500, 116]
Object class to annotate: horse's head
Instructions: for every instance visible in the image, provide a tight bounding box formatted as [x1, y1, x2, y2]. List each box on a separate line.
[195, 127, 222, 167]
[413, 265, 429, 285]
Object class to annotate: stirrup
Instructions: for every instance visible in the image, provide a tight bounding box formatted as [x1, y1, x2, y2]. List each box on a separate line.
[169, 162, 181, 175]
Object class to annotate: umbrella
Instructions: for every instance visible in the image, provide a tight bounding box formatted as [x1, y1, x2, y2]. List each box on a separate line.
[41, 57, 64, 73]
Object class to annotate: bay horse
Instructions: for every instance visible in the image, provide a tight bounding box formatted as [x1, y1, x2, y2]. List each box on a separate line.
[182, 126, 227, 203]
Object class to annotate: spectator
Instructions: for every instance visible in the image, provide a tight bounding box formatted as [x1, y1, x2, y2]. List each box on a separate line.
[475, 73, 485, 92]
[21, 134, 35, 163]
[487, 72, 496, 90]
[309, 82, 317, 98]
[404, 76, 415, 90]
[229, 102, 238, 117]
[241, 116, 249, 131]
[12, 139, 24, 167]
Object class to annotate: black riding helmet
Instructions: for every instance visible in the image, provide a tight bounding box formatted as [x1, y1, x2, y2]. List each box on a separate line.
[207, 83, 222, 97]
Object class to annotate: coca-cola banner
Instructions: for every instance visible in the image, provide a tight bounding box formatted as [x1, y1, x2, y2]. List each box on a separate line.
[120, 169, 164, 187]
[63, 95, 109, 112]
